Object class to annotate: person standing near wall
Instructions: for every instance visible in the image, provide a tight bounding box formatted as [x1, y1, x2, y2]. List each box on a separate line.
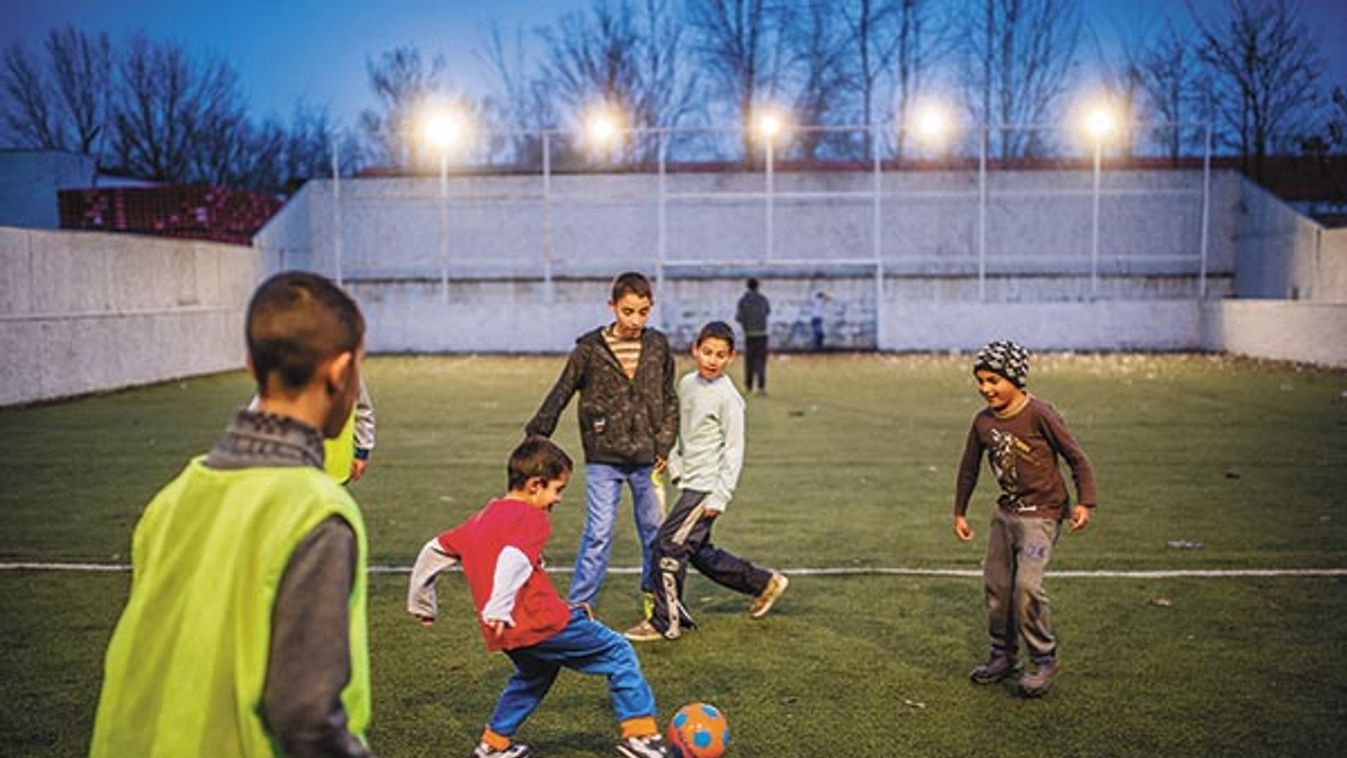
[735, 278, 770, 396]
[810, 291, 830, 352]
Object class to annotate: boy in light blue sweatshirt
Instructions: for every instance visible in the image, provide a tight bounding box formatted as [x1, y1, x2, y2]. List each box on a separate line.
[623, 321, 788, 642]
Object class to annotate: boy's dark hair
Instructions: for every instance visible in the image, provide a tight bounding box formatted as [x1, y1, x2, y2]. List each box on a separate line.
[610, 271, 653, 302]
[696, 320, 736, 352]
[246, 271, 365, 395]
[746, 277, 759, 291]
[508, 435, 574, 490]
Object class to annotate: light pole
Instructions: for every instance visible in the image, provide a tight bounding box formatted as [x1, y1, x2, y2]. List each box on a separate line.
[1084, 106, 1117, 299]
[422, 110, 467, 303]
[755, 110, 784, 263]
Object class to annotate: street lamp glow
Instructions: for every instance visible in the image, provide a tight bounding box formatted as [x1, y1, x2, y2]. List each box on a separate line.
[585, 109, 621, 145]
[911, 103, 951, 146]
[422, 110, 466, 150]
[754, 109, 785, 141]
[1083, 105, 1117, 140]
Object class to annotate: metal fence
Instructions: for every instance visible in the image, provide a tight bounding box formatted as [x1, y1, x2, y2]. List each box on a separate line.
[308, 122, 1216, 307]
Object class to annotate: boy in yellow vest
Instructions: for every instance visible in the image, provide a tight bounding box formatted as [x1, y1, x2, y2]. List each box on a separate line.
[91, 271, 377, 757]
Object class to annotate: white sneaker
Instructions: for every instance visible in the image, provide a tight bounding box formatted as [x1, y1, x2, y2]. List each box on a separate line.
[471, 741, 533, 758]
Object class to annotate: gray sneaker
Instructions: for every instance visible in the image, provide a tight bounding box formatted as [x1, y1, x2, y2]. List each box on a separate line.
[470, 741, 532, 758]
[1019, 658, 1059, 697]
[615, 733, 669, 757]
[969, 653, 1019, 685]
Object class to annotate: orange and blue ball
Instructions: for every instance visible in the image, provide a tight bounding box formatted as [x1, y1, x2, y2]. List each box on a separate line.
[666, 702, 729, 758]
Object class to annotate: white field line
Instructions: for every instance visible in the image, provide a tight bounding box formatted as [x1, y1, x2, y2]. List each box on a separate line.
[3, 562, 1346, 579]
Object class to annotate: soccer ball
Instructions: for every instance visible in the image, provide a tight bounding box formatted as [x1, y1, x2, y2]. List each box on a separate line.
[666, 702, 729, 758]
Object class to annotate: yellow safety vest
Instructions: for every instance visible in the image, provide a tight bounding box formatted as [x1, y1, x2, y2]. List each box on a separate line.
[90, 458, 370, 757]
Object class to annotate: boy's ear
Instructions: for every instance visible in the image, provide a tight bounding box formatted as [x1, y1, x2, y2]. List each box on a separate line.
[323, 350, 355, 394]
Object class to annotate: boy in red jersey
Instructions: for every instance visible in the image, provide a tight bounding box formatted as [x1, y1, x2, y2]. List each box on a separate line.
[408, 436, 668, 758]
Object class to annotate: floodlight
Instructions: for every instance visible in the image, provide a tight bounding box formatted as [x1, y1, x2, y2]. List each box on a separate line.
[1083, 105, 1117, 140]
[754, 109, 785, 141]
[422, 110, 467, 150]
[910, 102, 952, 146]
[585, 108, 622, 145]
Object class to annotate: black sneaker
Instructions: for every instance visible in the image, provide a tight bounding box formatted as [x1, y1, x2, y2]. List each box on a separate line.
[615, 733, 669, 757]
[969, 653, 1019, 684]
[1019, 658, 1059, 697]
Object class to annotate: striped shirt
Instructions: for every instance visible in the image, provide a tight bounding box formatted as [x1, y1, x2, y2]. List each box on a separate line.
[603, 325, 643, 379]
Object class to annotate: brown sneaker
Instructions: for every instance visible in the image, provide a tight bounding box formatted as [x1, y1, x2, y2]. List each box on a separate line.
[748, 572, 789, 619]
[1018, 658, 1059, 697]
[623, 619, 672, 642]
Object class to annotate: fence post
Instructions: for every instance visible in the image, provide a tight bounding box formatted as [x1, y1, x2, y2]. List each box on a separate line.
[331, 134, 343, 286]
[978, 125, 988, 301]
[1199, 122, 1212, 300]
[872, 123, 884, 349]
[543, 130, 554, 303]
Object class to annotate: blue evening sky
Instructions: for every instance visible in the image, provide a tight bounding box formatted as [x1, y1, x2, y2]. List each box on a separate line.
[4, 0, 1345, 129]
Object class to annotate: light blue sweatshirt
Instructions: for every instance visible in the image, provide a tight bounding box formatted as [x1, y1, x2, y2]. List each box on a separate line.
[667, 371, 745, 512]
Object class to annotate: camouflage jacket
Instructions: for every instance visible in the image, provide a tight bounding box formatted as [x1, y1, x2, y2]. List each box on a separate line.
[526, 326, 679, 466]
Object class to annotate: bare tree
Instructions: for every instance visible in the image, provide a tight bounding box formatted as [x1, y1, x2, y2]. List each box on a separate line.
[1134, 22, 1201, 164]
[1192, 0, 1322, 180]
[46, 27, 113, 155]
[533, 0, 696, 164]
[779, 0, 850, 160]
[359, 46, 448, 168]
[481, 22, 559, 167]
[834, 0, 939, 158]
[281, 103, 349, 191]
[687, 0, 783, 160]
[110, 34, 246, 183]
[1, 40, 61, 149]
[1, 27, 112, 156]
[959, 0, 1082, 159]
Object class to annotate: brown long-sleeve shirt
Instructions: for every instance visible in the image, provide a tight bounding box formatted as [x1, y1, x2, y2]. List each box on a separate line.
[954, 395, 1097, 520]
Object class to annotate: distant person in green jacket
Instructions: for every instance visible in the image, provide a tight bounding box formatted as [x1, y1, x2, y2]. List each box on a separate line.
[91, 271, 377, 758]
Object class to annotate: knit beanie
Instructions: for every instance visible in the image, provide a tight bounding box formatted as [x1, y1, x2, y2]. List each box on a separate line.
[973, 340, 1030, 388]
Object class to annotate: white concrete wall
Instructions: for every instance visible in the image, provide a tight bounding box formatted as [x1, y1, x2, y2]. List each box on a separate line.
[257, 168, 1232, 280]
[1313, 228, 1347, 302]
[0, 227, 261, 406]
[1233, 181, 1347, 301]
[1204, 300, 1347, 368]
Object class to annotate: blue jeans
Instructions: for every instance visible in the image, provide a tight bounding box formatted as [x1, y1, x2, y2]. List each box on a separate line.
[568, 462, 662, 605]
[488, 608, 657, 737]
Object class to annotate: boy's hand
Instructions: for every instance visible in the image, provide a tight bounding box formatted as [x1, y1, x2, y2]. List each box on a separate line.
[653, 457, 667, 473]
[486, 619, 508, 638]
[1069, 504, 1092, 532]
[415, 615, 434, 628]
[348, 458, 368, 483]
[954, 515, 974, 541]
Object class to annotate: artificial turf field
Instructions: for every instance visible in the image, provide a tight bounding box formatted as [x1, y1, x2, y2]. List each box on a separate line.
[3, 353, 1346, 757]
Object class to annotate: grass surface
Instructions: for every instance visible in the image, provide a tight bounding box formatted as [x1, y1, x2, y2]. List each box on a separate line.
[3, 354, 1346, 757]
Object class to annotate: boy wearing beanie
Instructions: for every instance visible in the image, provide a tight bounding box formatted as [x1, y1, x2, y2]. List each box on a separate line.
[952, 340, 1097, 697]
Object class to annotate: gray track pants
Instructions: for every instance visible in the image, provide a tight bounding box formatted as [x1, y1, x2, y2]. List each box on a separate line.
[983, 508, 1060, 662]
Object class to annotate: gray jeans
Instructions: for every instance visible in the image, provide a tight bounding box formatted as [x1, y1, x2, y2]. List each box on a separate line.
[983, 508, 1060, 661]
